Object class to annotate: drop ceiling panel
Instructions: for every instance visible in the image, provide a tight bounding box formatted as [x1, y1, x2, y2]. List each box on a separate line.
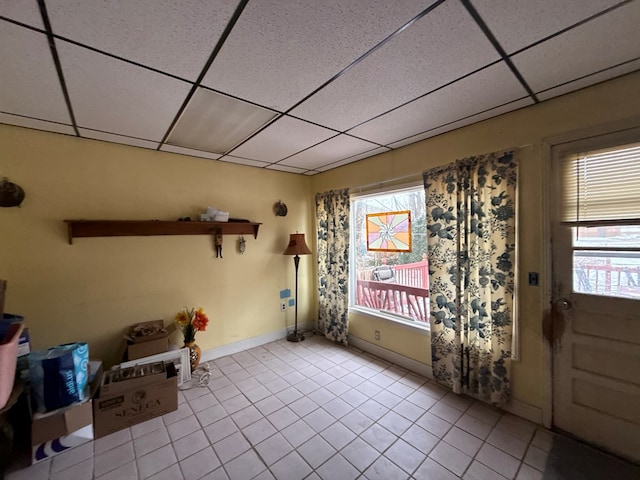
[388, 97, 534, 149]
[537, 59, 640, 102]
[160, 145, 221, 161]
[201, 0, 435, 111]
[222, 156, 271, 168]
[290, 0, 500, 132]
[46, 0, 237, 81]
[316, 146, 391, 172]
[79, 129, 160, 150]
[231, 116, 337, 162]
[0, 23, 70, 123]
[471, 0, 625, 54]
[0, 0, 44, 28]
[0, 114, 75, 136]
[350, 62, 528, 146]
[265, 164, 309, 174]
[167, 88, 277, 154]
[57, 41, 191, 141]
[512, 1, 640, 93]
[280, 135, 380, 170]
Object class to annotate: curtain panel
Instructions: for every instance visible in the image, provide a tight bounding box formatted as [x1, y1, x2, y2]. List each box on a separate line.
[315, 189, 350, 345]
[423, 150, 518, 406]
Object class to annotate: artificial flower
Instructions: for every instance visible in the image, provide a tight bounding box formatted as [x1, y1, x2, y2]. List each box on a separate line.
[175, 306, 209, 344]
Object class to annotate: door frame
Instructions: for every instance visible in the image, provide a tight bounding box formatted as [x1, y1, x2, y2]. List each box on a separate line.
[541, 115, 640, 430]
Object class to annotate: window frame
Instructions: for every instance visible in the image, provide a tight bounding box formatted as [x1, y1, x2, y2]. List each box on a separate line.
[348, 182, 430, 331]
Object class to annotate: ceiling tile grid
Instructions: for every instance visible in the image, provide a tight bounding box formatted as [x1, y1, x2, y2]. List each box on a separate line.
[230, 115, 338, 163]
[201, 0, 437, 111]
[0, 22, 70, 124]
[289, 0, 501, 132]
[279, 134, 381, 170]
[0, 112, 75, 136]
[470, 0, 626, 54]
[78, 128, 161, 150]
[45, 0, 238, 81]
[511, 0, 640, 94]
[349, 62, 529, 145]
[387, 97, 535, 149]
[160, 144, 222, 161]
[0, 0, 639, 175]
[0, 0, 44, 29]
[56, 40, 192, 141]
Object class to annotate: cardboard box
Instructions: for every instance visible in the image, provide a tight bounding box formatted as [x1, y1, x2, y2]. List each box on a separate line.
[31, 401, 94, 463]
[30, 360, 103, 464]
[127, 337, 170, 360]
[93, 362, 178, 439]
[123, 320, 176, 361]
[99, 362, 167, 396]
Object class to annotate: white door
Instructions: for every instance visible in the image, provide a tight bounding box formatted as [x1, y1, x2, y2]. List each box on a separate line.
[551, 131, 640, 464]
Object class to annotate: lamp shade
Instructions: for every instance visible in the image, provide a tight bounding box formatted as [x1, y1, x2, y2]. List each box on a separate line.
[283, 233, 312, 256]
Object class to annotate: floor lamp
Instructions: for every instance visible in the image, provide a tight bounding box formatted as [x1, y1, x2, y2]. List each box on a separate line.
[283, 233, 312, 342]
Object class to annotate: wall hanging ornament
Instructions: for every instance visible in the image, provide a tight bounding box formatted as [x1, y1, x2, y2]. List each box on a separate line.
[239, 236, 246, 254]
[0, 177, 25, 207]
[273, 201, 288, 217]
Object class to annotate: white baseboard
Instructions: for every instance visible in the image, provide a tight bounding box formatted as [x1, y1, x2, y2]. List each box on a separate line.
[199, 323, 311, 363]
[503, 398, 544, 425]
[348, 335, 433, 379]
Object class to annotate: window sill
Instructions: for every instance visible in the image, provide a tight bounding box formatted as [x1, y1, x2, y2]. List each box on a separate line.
[349, 306, 430, 334]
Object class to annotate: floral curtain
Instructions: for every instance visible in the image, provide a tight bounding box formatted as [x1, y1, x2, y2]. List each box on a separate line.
[316, 189, 350, 345]
[423, 150, 518, 406]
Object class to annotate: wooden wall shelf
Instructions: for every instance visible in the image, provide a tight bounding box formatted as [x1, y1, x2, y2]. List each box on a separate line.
[64, 220, 261, 245]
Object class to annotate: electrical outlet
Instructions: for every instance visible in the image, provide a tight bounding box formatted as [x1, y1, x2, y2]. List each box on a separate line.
[280, 302, 286, 312]
[374, 330, 380, 341]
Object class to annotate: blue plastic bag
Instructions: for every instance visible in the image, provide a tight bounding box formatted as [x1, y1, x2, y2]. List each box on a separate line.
[29, 343, 89, 412]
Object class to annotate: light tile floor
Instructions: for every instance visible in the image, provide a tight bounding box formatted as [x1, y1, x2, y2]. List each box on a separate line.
[4, 335, 633, 479]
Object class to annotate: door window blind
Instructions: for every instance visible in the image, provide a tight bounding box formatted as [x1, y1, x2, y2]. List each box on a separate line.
[560, 142, 640, 224]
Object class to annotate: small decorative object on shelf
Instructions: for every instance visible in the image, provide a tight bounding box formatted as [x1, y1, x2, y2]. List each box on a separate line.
[175, 307, 209, 372]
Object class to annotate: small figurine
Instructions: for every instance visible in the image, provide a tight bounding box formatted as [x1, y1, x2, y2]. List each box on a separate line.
[215, 231, 223, 258]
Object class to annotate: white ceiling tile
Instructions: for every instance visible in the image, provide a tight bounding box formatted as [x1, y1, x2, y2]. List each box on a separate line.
[230, 116, 337, 162]
[201, 0, 435, 111]
[388, 98, 534, 149]
[280, 135, 380, 170]
[160, 144, 221, 160]
[265, 164, 309, 174]
[315, 147, 390, 172]
[471, 0, 625, 54]
[512, 1, 640, 93]
[350, 62, 528, 145]
[46, 0, 237, 81]
[222, 156, 271, 168]
[167, 88, 277, 154]
[290, 0, 500, 131]
[79, 129, 159, 150]
[0, 23, 70, 123]
[0, 0, 44, 28]
[537, 59, 640, 102]
[57, 40, 191, 141]
[0, 114, 75, 136]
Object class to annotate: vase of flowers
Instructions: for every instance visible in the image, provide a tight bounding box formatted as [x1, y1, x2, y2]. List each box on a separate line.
[175, 307, 209, 372]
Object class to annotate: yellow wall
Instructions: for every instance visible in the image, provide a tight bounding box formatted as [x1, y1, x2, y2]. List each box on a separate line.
[0, 127, 313, 366]
[310, 71, 640, 414]
[2, 70, 639, 418]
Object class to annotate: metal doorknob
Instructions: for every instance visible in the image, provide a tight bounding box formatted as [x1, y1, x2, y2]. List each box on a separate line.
[556, 298, 572, 310]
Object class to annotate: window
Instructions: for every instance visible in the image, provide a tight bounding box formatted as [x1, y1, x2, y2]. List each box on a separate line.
[349, 185, 429, 327]
[560, 142, 640, 299]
